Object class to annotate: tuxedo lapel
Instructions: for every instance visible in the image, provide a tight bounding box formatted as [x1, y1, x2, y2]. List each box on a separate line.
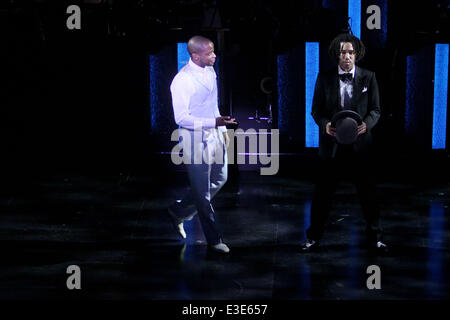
[330, 72, 340, 113]
[329, 72, 340, 157]
[351, 66, 363, 112]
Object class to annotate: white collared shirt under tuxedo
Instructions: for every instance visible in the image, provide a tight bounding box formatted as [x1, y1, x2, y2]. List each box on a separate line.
[338, 66, 355, 109]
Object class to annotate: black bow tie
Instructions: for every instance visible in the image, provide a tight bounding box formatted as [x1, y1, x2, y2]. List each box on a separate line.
[339, 73, 353, 83]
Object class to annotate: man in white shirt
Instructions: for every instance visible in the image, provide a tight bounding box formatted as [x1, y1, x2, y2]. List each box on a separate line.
[168, 35, 237, 254]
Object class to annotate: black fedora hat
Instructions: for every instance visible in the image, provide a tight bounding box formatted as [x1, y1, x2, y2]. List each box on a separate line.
[330, 110, 363, 144]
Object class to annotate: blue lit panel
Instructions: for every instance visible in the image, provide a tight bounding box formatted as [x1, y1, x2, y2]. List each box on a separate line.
[305, 42, 319, 148]
[378, 0, 388, 45]
[149, 55, 159, 131]
[277, 54, 288, 133]
[405, 55, 418, 133]
[177, 43, 189, 71]
[348, 0, 361, 39]
[432, 43, 449, 149]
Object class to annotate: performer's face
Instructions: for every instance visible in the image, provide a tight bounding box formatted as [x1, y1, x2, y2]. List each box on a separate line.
[194, 42, 216, 67]
[339, 42, 356, 71]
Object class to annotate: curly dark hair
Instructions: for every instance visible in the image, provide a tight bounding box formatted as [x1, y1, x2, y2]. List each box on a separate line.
[328, 33, 366, 62]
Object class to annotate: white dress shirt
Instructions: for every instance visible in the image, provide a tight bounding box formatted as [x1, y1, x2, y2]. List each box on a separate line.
[338, 66, 355, 109]
[170, 58, 226, 133]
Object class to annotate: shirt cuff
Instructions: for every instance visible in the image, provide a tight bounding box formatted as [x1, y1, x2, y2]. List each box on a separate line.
[218, 125, 227, 133]
[201, 118, 216, 129]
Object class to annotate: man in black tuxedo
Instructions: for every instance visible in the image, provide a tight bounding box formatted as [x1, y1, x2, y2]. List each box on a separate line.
[300, 33, 388, 254]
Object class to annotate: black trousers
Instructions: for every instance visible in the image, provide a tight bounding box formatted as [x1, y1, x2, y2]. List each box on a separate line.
[306, 144, 383, 244]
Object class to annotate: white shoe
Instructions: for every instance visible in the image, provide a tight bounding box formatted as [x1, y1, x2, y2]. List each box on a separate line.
[167, 208, 186, 239]
[210, 243, 230, 253]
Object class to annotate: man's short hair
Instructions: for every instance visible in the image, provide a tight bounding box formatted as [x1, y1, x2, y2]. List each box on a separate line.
[328, 33, 366, 62]
[187, 35, 213, 55]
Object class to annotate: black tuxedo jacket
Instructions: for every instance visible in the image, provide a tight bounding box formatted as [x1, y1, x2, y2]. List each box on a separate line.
[311, 66, 381, 158]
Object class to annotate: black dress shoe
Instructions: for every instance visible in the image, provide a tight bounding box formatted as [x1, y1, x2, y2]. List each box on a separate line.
[300, 239, 320, 252]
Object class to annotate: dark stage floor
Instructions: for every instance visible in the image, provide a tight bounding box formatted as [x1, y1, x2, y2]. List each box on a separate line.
[0, 164, 449, 300]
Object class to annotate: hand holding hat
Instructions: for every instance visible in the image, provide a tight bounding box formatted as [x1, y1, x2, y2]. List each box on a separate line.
[357, 121, 367, 135]
[328, 110, 364, 144]
[326, 122, 336, 136]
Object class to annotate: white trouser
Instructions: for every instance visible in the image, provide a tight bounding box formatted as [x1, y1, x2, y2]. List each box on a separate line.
[170, 128, 228, 244]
